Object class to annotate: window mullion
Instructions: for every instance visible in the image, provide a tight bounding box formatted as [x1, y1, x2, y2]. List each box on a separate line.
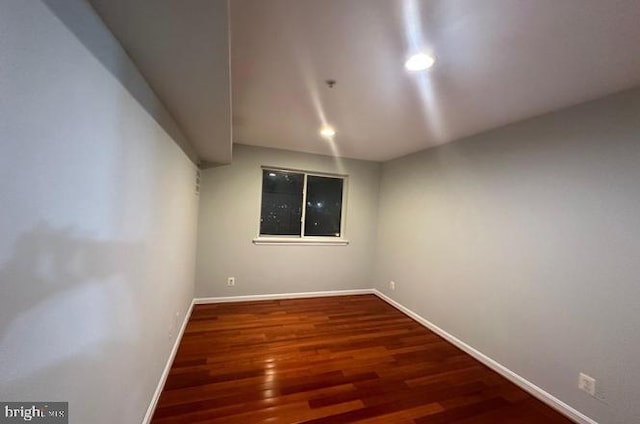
[300, 173, 308, 237]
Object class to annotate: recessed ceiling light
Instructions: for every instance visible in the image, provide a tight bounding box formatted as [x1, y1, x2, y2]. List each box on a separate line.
[320, 126, 336, 138]
[404, 53, 435, 71]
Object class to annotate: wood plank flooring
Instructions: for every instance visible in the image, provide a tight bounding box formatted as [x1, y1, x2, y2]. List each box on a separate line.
[151, 294, 574, 423]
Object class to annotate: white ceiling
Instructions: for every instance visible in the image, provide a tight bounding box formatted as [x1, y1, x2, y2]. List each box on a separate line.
[231, 0, 640, 161]
[88, 0, 232, 165]
[88, 0, 640, 164]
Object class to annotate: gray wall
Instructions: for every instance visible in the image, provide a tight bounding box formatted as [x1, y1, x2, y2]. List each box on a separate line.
[0, 1, 199, 423]
[373, 88, 640, 424]
[3, 2, 638, 423]
[195, 144, 380, 297]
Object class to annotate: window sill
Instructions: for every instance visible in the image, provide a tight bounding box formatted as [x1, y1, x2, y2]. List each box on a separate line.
[253, 237, 349, 246]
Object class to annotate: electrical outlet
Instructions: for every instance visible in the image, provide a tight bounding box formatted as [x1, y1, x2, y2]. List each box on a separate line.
[169, 311, 181, 339]
[227, 277, 235, 287]
[389, 281, 396, 291]
[578, 373, 596, 396]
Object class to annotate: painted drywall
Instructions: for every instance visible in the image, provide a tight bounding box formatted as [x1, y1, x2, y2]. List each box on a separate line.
[88, 0, 232, 164]
[195, 144, 380, 297]
[373, 87, 640, 424]
[0, 1, 199, 423]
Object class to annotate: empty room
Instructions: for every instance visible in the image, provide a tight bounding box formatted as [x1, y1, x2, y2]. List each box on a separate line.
[2, 0, 640, 423]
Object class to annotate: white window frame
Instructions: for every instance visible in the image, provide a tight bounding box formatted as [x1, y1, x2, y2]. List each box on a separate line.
[253, 166, 349, 246]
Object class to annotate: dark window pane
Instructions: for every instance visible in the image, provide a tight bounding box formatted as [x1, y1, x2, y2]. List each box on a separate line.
[304, 176, 343, 237]
[260, 170, 303, 235]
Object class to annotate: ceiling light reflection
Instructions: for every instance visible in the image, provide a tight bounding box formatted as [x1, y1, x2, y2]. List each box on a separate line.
[320, 126, 336, 138]
[405, 53, 435, 71]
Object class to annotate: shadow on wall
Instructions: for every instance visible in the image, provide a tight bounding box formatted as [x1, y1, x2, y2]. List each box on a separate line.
[0, 222, 144, 418]
[40, 0, 197, 163]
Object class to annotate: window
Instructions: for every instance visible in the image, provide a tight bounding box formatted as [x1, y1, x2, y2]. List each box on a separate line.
[256, 168, 347, 245]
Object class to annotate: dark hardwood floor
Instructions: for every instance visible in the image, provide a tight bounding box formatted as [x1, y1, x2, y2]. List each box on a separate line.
[151, 294, 574, 423]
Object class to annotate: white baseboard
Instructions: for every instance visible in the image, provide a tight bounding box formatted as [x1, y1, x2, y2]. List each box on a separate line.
[142, 289, 371, 422]
[372, 289, 597, 424]
[194, 288, 374, 304]
[142, 299, 195, 424]
[143, 289, 596, 424]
